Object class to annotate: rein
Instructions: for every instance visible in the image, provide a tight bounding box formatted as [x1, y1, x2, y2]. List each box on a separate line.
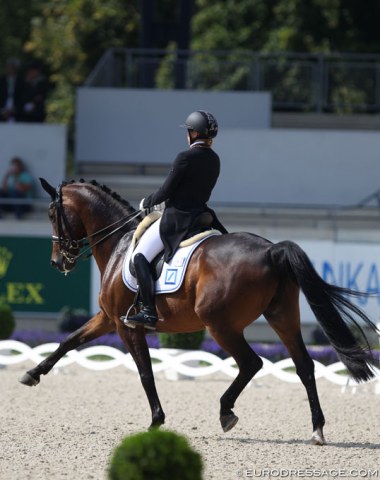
[53, 183, 141, 265]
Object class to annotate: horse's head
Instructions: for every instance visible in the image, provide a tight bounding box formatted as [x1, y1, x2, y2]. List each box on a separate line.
[40, 177, 140, 275]
[40, 178, 86, 274]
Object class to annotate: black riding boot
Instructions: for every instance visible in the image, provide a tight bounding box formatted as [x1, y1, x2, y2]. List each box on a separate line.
[123, 253, 158, 330]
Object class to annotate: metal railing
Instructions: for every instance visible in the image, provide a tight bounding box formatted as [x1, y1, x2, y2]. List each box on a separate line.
[85, 48, 380, 113]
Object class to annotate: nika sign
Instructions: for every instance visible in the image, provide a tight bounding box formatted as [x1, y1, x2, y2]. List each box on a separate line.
[0, 237, 90, 313]
[296, 240, 380, 323]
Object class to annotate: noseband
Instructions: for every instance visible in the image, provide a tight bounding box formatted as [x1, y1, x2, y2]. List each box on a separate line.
[52, 183, 141, 266]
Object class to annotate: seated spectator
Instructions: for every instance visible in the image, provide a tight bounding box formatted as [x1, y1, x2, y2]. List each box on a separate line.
[0, 58, 24, 123]
[0, 157, 35, 219]
[18, 61, 49, 123]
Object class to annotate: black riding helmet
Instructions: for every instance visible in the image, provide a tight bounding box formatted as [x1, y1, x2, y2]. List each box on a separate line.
[181, 110, 218, 138]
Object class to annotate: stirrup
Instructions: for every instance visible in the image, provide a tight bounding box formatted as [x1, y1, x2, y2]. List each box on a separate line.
[121, 306, 158, 331]
[120, 304, 139, 328]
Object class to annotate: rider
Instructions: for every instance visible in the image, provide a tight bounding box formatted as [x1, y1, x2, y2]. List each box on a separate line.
[124, 110, 227, 330]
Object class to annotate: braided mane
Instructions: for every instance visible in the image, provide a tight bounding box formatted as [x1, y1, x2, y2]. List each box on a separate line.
[64, 178, 134, 210]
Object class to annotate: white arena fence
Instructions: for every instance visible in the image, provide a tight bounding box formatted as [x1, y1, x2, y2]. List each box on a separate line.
[0, 340, 379, 393]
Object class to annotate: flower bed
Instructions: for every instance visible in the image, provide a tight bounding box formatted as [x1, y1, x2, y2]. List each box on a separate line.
[10, 329, 379, 366]
[11, 330, 159, 353]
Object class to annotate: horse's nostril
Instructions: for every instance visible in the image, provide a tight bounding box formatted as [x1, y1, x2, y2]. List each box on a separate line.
[51, 259, 59, 269]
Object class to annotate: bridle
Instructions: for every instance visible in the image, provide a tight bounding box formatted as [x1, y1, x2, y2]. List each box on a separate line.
[52, 183, 141, 267]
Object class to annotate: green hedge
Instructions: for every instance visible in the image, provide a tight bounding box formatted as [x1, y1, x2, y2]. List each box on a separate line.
[0, 303, 15, 340]
[158, 331, 205, 350]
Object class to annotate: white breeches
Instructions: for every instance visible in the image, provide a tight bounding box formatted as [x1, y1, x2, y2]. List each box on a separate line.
[132, 217, 164, 263]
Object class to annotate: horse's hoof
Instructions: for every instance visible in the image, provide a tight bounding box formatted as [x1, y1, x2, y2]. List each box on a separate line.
[221, 413, 239, 433]
[311, 429, 326, 446]
[148, 423, 161, 430]
[149, 419, 164, 430]
[19, 372, 39, 387]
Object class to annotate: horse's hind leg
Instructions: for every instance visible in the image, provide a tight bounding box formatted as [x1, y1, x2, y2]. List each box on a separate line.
[208, 326, 263, 433]
[265, 311, 326, 445]
[19, 311, 114, 386]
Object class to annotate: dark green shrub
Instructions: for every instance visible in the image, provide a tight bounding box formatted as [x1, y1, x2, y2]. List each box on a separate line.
[108, 429, 203, 480]
[159, 330, 205, 350]
[0, 303, 15, 339]
[58, 306, 90, 333]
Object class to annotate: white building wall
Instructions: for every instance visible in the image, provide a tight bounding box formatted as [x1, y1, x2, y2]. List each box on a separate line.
[76, 88, 380, 207]
[213, 128, 380, 206]
[75, 88, 271, 165]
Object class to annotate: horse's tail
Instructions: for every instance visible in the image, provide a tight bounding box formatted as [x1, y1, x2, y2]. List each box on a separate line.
[269, 240, 378, 382]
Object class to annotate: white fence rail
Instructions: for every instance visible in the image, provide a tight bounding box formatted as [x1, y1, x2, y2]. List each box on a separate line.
[1, 340, 379, 393]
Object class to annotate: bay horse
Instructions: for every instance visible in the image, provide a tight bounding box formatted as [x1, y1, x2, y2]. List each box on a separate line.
[20, 179, 378, 445]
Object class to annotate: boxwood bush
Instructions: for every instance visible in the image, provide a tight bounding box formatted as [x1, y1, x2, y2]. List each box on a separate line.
[108, 429, 203, 480]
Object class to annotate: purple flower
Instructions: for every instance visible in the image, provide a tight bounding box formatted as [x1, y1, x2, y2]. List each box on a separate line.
[11, 330, 159, 353]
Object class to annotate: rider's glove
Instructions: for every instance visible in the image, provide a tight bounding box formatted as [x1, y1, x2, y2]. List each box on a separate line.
[153, 201, 166, 212]
[139, 198, 165, 216]
[139, 198, 156, 217]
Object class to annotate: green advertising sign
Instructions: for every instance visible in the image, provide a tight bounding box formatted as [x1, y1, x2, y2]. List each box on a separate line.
[0, 236, 90, 313]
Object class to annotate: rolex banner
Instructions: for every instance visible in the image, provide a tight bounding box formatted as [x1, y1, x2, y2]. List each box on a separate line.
[0, 237, 90, 313]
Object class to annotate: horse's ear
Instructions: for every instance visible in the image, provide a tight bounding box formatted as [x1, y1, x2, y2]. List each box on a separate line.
[39, 178, 57, 200]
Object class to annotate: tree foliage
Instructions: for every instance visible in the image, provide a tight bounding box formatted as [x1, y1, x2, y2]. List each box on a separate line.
[190, 0, 380, 110]
[0, 1, 39, 63]
[25, 0, 140, 123]
[192, 0, 380, 53]
[1, 0, 379, 123]
[0, 0, 139, 124]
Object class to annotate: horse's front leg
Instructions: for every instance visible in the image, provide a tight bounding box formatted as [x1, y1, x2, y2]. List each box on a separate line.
[117, 324, 165, 429]
[19, 311, 114, 387]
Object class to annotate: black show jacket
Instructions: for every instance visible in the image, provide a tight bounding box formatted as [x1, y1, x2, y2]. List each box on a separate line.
[143, 145, 227, 262]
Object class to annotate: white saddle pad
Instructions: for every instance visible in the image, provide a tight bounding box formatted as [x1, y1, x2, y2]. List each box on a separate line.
[122, 232, 220, 294]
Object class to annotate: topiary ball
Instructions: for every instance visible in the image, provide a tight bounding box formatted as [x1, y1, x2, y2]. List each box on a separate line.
[108, 429, 203, 480]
